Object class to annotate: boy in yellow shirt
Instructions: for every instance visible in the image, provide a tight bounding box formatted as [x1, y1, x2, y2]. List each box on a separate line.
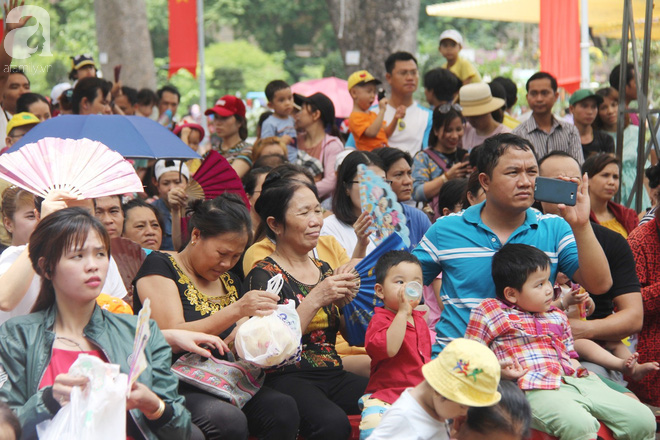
[347, 70, 404, 151]
[439, 30, 481, 85]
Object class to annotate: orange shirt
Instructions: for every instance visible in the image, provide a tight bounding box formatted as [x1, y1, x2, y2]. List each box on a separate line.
[348, 111, 388, 151]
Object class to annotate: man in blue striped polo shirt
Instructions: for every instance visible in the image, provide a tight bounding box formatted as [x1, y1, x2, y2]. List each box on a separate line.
[412, 133, 612, 356]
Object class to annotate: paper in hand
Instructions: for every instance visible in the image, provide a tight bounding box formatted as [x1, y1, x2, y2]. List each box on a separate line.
[127, 297, 151, 394]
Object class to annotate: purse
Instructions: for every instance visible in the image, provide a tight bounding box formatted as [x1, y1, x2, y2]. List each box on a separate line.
[171, 351, 264, 408]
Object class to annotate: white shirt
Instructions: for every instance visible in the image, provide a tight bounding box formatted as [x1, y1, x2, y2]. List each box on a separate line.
[382, 102, 432, 156]
[320, 214, 376, 257]
[367, 389, 450, 440]
[0, 246, 127, 325]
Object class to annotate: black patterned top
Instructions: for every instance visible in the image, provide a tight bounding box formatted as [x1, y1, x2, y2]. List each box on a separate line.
[133, 251, 241, 339]
[244, 257, 342, 374]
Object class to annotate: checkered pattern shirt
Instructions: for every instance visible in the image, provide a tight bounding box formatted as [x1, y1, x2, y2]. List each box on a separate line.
[465, 298, 578, 390]
[513, 115, 584, 164]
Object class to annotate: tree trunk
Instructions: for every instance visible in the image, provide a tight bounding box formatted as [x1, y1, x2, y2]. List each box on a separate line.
[94, 0, 157, 90]
[325, 0, 420, 85]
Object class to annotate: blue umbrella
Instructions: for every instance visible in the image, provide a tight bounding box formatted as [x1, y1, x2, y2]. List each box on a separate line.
[341, 232, 408, 346]
[8, 115, 201, 160]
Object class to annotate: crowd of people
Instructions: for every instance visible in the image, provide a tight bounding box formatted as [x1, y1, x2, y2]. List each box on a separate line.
[0, 8, 658, 439]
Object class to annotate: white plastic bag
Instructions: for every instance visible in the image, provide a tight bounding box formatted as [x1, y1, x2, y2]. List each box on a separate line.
[37, 354, 128, 440]
[235, 300, 302, 368]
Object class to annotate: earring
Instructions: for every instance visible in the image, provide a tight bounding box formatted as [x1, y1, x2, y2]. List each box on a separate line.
[191, 241, 196, 245]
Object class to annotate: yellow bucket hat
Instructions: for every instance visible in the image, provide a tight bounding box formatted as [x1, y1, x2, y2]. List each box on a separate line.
[422, 338, 502, 407]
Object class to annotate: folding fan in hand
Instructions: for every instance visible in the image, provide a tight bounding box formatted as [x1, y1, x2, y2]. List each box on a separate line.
[110, 237, 147, 307]
[358, 164, 410, 248]
[341, 232, 407, 346]
[0, 137, 143, 198]
[185, 150, 250, 207]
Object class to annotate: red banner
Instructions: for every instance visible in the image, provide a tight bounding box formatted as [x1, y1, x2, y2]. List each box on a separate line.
[168, 0, 197, 78]
[539, 0, 580, 93]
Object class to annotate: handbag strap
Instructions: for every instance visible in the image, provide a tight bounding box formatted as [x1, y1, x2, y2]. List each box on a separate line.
[424, 148, 450, 173]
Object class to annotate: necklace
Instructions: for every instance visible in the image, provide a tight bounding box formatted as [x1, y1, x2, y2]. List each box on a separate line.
[55, 336, 85, 352]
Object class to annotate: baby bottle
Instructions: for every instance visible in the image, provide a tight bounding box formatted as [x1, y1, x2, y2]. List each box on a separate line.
[404, 281, 423, 302]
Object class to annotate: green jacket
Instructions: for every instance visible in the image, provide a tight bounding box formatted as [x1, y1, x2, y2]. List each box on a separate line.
[0, 304, 191, 440]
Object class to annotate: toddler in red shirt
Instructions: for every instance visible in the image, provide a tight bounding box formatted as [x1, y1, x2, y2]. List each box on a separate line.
[359, 250, 432, 439]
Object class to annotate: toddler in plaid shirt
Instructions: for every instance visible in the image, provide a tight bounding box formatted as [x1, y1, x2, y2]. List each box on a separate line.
[465, 243, 655, 440]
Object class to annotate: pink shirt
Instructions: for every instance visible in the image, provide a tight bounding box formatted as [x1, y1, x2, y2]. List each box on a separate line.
[462, 123, 511, 151]
[364, 308, 431, 404]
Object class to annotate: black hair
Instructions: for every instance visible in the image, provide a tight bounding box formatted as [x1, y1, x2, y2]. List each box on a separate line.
[235, 114, 249, 140]
[136, 88, 158, 106]
[29, 208, 110, 312]
[438, 178, 467, 215]
[243, 166, 273, 196]
[464, 380, 531, 439]
[492, 243, 550, 300]
[0, 401, 21, 439]
[385, 51, 418, 74]
[423, 68, 461, 103]
[16, 93, 49, 114]
[72, 77, 112, 114]
[257, 110, 273, 131]
[375, 250, 421, 285]
[645, 163, 660, 190]
[609, 63, 635, 91]
[428, 107, 464, 147]
[120, 86, 138, 105]
[537, 150, 578, 169]
[333, 151, 384, 225]
[92, 194, 122, 209]
[186, 193, 252, 244]
[477, 133, 535, 178]
[8, 67, 29, 85]
[489, 82, 507, 123]
[122, 198, 164, 233]
[265, 80, 290, 102]
[593, 87, 626, 131]
[582, 153, 620, 178]
[255, 174, 319, 240]
[462, 171, 482, 209]
[157, 84, 181, 103]
[525, 72, 557, 93]
[373, 146, 412, 171]
[269, 163, 315, 185]
[491, 77, 518, 109]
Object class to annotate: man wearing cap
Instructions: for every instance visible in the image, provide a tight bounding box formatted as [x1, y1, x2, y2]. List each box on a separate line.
[347, 52, 433, 158]
[2, 112, 39, 153]
[460, 83, 511, 151]
[347, 70, 403, 151]
[513, 72, 584, 164]
[69, 54, 97, 82]
[151, 160, 190, 251]
[439, 30, 481, 85]
[569, 89, 615, 159]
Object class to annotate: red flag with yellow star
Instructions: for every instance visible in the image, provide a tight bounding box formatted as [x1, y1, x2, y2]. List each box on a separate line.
[168, 0, 197, 78]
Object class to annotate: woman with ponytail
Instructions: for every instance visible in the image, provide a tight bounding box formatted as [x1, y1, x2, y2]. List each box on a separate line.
[133, 194, 298, 440]
[0, 207, 191, 439]
[293, 92, 345, 200]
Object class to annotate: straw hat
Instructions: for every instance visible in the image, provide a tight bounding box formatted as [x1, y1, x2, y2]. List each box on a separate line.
[422, 338, 501, 407]
[459, 83, 506, 117]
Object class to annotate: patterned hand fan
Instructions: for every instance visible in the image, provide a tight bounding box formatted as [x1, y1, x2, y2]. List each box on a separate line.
[358, 164, 410, 248]
[185, 150, 250, 207]
[110, 237, 147, 307]
[341, 232, 408, 346]
[0, 137, 143, 198]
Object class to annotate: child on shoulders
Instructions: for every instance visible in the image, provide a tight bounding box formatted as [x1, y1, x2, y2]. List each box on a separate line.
[465, 243, 656, 440]
[438, 30, 481, 85]
[347, 70, 403, 151]
[368, 337, 502, 440]
[262, 80, 297, 162]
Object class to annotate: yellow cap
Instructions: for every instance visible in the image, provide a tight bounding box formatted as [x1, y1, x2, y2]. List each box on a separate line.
[422, 338, 502, 407]
[348, 70, 381, 90]
[7, 112, 40, 135]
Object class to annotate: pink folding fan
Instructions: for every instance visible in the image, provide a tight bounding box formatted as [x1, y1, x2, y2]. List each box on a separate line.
[0, 137, 143, 198]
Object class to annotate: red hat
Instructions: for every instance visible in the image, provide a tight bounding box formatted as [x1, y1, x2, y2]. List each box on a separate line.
[205, 95, 246, 118]
[173, 122, 205, 141]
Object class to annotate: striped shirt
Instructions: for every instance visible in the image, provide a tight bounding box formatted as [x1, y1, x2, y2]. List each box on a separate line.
[465, 298, 578, 390]
[411, 202, 579, 354]
[513, 115, 584, 164]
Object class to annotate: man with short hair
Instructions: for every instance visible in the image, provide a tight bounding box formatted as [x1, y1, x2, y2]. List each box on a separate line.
[157, 85, 180, 128]
[347, 52, 432, 157]
[513, 72, 583, 164]
[2, 68, 29, 117]
[94, 195, 124, 239]
[538, 150, 643, 383]
[412, 133, 611, 354]
[610, 63, 639, 126]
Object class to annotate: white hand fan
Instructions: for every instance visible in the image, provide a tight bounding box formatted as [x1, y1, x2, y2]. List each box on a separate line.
[0, 137, 144, 199]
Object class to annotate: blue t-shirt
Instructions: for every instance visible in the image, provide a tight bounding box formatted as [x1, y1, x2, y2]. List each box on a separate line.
[152, 198, 173, 251]
[261, 114, 297, 162]
[411, 202, 579, 355]
[401, 203, 431, 251]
